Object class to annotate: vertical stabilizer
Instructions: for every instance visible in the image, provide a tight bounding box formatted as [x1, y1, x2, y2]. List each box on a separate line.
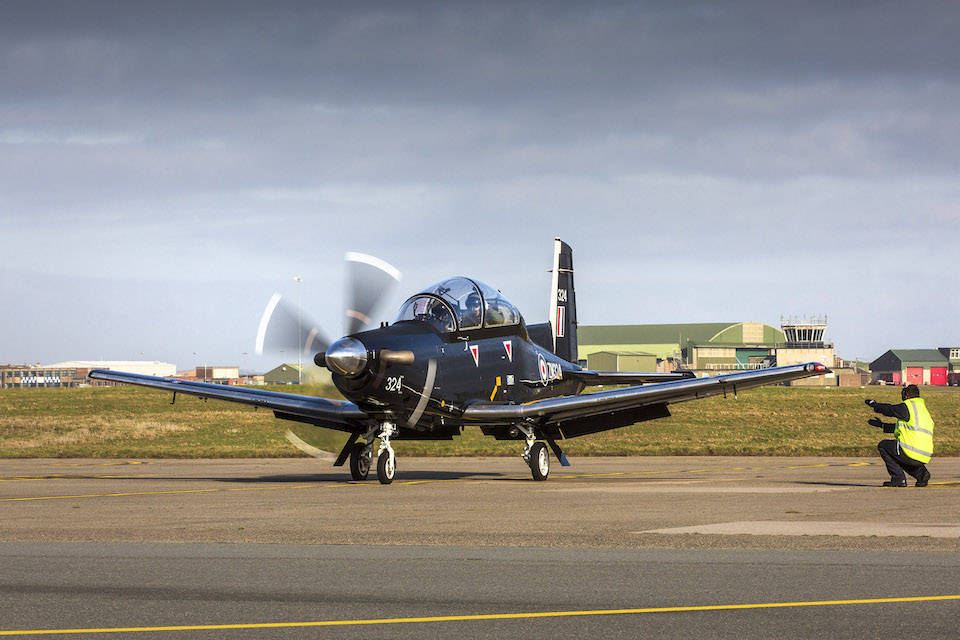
[548, 238, 578, 363]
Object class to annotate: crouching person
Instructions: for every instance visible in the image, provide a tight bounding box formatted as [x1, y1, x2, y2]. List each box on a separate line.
[865, 384, 933, 487]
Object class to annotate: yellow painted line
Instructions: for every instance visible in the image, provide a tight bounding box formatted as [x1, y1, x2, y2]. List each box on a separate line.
[0, 460, 891, 500]
[2, 594, 959, 635]
[0, 484, 322, 503]
[0, 461, 147, 469]
[47, 461, 145, 467]
[395, 477, 487, 486]
[0, 475, 157, 482]
[786, 464, 832, 469]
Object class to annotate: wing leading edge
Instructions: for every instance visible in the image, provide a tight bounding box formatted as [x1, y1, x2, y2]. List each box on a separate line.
[86, 369, 368, 431]
[463, 362, 829, 425]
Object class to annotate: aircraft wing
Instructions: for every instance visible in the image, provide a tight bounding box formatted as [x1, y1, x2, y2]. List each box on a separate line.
[462, 362, 829, 426]
[87, 369, 369, 431]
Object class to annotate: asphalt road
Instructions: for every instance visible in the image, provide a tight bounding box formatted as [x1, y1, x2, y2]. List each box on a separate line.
[2, 456, 959, 638]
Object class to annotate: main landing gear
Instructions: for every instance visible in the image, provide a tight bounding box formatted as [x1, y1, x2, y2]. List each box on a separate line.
[518, 426, 550, 481]
[348, 422, 397, 484]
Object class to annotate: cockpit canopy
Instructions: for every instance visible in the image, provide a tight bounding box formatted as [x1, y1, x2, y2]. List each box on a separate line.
[394, 277, 522, 333]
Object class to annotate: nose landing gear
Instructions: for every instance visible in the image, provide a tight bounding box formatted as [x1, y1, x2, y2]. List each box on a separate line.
[376, 421, 397, 484]
[347, 421, 396, 483]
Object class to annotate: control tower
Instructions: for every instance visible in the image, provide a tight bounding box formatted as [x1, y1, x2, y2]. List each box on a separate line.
[780, 315, 828, 347]
[776, 315, 835, 379]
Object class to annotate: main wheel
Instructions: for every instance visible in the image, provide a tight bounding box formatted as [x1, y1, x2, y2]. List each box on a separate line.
[349, 442, 371, 481]
[529, 442, 549, 481]
[377, 450, 396, 485]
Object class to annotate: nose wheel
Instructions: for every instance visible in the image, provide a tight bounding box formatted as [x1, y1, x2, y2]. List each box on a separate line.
[377, 449, 396, 484]
[376, 421, 397, 484]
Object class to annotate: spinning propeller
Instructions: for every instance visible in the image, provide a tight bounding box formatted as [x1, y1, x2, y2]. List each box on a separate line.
[255, 251, 437, 434]
[254, 252, 402, 363]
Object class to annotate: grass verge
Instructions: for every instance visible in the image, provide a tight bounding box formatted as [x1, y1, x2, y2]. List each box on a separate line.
[1, 384, 957, 458]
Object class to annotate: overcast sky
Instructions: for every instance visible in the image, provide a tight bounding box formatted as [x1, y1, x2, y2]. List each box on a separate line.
[2, 1, 958, 372]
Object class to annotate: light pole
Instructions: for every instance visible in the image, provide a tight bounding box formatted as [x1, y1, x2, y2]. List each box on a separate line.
[294, 276, 302, 384]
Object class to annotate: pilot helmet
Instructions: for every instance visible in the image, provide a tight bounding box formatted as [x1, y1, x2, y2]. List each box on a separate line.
[466, 293, 481, 311]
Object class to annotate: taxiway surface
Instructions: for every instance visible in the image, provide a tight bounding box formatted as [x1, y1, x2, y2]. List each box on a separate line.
[2, 457, 959, 638]
[3, 456, 959, 550]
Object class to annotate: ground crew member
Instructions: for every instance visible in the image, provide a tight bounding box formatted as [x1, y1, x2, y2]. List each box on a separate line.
[865, 384, 933, 487]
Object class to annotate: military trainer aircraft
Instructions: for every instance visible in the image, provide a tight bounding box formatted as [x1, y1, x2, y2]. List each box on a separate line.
[89, 239, 829, 483]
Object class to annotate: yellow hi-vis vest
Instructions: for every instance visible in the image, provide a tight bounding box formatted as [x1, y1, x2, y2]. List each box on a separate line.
[895, 397, 934, 464]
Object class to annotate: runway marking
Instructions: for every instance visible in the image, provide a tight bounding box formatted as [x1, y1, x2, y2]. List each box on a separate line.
[0, 475, 157, 482]
[0, 460, 886, 502]
[640, 521, 960, 538]
[2, 594, 959, 636]
[0, 461, 146, 469]
[0, 484, 322, 502]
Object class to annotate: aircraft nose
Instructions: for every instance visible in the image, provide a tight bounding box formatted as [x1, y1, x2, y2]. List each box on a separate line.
[325, 337, 368, 378]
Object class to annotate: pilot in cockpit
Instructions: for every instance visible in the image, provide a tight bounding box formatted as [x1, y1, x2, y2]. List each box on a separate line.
[461, 293, 483, 328]
[429, 300, 455, 332]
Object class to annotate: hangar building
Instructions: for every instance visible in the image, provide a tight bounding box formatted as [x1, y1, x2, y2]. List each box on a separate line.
[871, 348, 960, 386]
[579, 322, 784, 372]
[1, 360, 176, 389]
[578, 317, 835, 381]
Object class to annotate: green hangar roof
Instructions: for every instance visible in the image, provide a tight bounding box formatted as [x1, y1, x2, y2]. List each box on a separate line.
[871, 349, 948, 369]
[579, 323, 785, 346]
[578, 322, 786, 360]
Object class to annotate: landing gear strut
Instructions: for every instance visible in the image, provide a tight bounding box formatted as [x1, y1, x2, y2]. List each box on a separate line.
[518, 426, 549, 481]
[376, 421, 397, 484]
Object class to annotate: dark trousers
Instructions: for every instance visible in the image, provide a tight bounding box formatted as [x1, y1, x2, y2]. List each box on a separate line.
[877, 439, 925, 482]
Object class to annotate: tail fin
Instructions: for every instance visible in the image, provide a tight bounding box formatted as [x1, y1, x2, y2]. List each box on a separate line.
[549, 238, 579, 363]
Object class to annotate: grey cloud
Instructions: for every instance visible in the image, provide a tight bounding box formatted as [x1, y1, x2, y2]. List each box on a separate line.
[2, 1, 958, 368]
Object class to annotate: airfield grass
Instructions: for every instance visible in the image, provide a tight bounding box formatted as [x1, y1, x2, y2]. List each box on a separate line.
[1, 384, 958, 459]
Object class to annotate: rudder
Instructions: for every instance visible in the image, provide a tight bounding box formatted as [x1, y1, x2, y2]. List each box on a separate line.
[549, 238, 579, 363]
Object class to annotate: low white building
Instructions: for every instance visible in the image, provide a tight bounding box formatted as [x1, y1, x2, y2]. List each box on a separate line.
[44, 360, 177, 377]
